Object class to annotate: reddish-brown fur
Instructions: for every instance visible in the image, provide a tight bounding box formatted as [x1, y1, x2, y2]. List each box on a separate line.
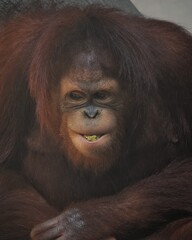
[0, 5, 192, 240]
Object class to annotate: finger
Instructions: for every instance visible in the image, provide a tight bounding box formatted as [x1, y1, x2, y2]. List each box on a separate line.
[31, 217, 62, 240]
[31, 228, 62, 240]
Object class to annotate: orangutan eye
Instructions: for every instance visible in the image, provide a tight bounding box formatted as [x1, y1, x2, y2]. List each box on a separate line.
[68, 91, 84, 101]
[94, 91, 110, 100]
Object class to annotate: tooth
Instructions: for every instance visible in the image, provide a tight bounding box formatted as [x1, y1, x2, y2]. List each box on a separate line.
[84, 135, 99, 141]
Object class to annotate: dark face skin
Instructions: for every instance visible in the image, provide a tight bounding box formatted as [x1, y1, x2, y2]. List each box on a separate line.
[59, 50, 125, 173]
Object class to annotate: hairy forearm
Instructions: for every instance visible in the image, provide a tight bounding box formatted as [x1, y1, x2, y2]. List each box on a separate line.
[64, 158, 192, 238]
[0, 170, 58, 240]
